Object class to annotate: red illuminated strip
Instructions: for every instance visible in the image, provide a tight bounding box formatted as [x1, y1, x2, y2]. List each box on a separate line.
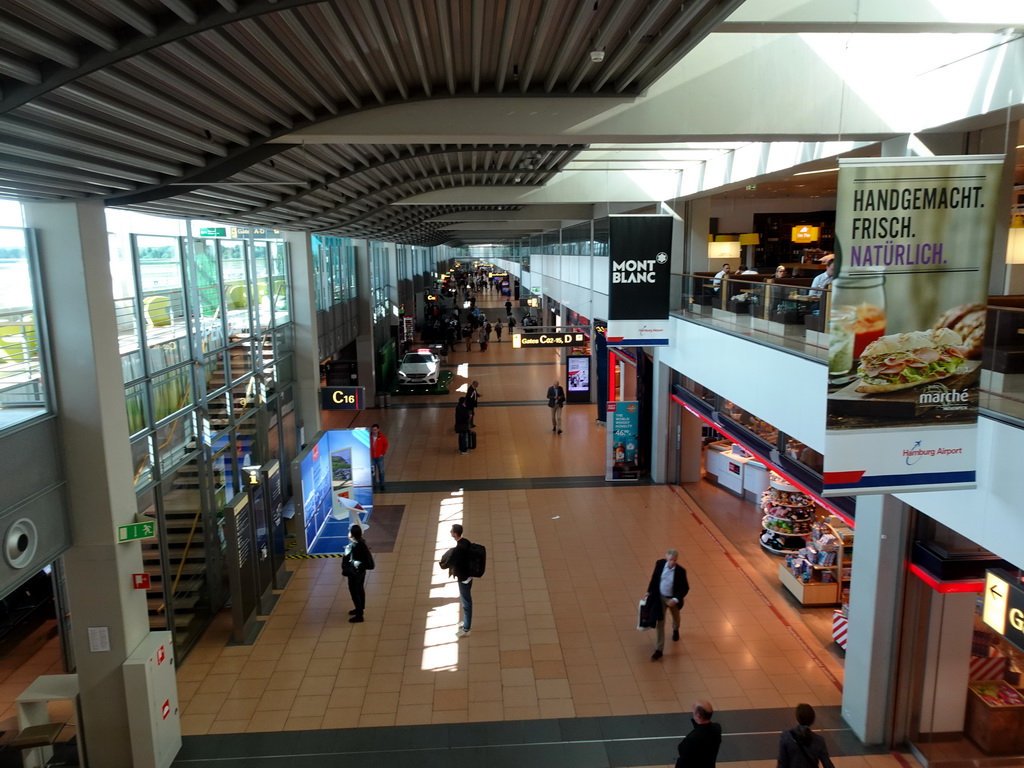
[908, 563, 983, 594]
[671, 394, 854, 527]
[824, 470, 866, 484]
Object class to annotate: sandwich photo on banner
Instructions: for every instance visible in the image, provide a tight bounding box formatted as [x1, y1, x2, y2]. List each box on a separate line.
[822, 155, 1002, 497]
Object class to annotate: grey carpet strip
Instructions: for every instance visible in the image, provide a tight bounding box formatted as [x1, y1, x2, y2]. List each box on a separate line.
[173, 707, 886, 767]
[377, 400, 550, 409]
[383, 475, 649, 493]
[442, 362, 552, 368]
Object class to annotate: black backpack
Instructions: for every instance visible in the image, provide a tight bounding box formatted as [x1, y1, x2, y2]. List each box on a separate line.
[467, 542, 486, 578]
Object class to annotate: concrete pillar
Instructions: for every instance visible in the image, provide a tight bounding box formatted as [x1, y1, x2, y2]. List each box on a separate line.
[842, 493, 910, 744]
[686, 197, 712, 274]
[919, 591, 976, 734]
[679, 409, 704, 484]
[23, 200, 147, 768]
[283, 230, 321, 443]
[649, 360, 672, 482]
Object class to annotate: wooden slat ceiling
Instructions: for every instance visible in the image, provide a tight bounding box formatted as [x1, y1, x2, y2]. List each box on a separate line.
[0, 0, 746, 245]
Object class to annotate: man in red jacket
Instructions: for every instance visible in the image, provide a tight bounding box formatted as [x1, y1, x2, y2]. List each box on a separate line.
[370, 424, 389, 491]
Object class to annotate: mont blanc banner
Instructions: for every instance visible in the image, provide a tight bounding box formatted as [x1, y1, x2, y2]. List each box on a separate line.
[607, 215, 673, 346]
[823, 155, 1003, 496]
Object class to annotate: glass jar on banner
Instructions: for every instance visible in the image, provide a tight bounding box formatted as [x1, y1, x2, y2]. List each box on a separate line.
[831, 274, 886, 359]
[828, 305, 856, 379]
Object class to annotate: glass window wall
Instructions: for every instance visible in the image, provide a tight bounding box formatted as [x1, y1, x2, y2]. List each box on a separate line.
[0, 225, 49, 428]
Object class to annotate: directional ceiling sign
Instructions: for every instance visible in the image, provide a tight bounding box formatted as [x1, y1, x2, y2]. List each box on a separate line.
[983, 569, 1024, 652]
[983, 571, 1009, 635]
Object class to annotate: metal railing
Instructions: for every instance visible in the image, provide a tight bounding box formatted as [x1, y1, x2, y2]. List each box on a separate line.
[676, 273, 1024, 425]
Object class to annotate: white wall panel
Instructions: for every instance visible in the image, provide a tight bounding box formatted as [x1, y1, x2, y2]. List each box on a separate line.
[658, 317, 827, 451]
[592, 256, 609, 298]
[897, 417, 1024, 569]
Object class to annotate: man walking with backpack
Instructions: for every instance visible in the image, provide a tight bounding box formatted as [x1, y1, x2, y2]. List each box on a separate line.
[450, 524, 475, 637]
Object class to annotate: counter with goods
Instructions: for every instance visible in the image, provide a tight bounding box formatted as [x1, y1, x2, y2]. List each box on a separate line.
[759, 473, 816, 555]
[965, 681, 1024, 754]
[778, 521, 844, 606]
[964, 615, 1024, 755]
[705, 441, 769, 500]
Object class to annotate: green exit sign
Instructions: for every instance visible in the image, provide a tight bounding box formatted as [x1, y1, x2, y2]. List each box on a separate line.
[199, 227, 226, 237]
[118, 521, 156, 543]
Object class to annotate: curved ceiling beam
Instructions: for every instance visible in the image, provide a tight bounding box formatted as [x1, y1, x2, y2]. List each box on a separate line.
[108, 140, 583, 208]
[313, 177, 542, 230]
[239, 143, 585, 214]
[0, 0, 325, 115]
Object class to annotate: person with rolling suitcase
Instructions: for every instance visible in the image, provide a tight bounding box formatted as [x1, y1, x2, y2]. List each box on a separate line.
[454, 396, 471, 454]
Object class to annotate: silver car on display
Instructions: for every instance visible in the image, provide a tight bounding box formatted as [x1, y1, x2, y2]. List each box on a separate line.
[398, 350, 440, 387]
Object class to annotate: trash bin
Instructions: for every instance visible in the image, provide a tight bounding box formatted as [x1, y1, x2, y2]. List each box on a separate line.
[375, 393, 386, 409]
[383, 392, 392, 407]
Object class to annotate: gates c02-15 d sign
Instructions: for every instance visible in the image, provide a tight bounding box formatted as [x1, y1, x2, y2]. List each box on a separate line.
[512, 331, 585, 348]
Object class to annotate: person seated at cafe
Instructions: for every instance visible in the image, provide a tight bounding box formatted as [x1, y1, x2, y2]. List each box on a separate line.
[810, 260, 834, 292]
[773, 265, 790, 280]
[737, 264, 758, 275]
[804, 260, 835, 315]
[703, 263, 731, 296]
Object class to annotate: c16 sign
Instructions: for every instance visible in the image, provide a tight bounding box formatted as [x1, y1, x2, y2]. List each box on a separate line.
[512, 331, 585, 349]
[320, 386, 366, 410]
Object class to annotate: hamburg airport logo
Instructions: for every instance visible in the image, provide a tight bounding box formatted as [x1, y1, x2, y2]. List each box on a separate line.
[905, 440, 926, 466]
[656, 252, 668, 264]
[903, 439, 964, 465]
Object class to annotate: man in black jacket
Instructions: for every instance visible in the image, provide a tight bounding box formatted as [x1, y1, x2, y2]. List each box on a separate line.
[454, 397, 471, 454]
[676, 700, 722, 768]
[450, 524, 473, 637]
[647, 548, 689, 660]
[546, 380, 565, 434]
[466, 380, 480, 427]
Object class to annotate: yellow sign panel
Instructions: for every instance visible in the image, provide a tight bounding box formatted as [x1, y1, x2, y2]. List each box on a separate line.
[792, 225, 820, 243]
[983, 571, 1009, 634]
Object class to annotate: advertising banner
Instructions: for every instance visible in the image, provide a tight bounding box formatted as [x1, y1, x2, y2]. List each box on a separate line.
[293, 429, 374, 554]
[823, 155, 1003, 496]
[566, 355, 590, 402]
[606, 400, 640, 481]
[607, 216, 673, 346]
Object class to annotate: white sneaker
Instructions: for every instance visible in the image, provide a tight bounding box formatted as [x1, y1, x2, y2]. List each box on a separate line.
[456, 628, 471, 638]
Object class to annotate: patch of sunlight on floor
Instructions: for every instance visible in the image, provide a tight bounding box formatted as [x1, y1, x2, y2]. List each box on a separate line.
[422, 491, 465, 671]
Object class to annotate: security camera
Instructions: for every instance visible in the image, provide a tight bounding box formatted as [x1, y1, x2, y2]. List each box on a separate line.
[590, 50, 604, 63]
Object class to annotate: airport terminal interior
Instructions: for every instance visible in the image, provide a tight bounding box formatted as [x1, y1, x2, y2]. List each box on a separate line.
[1, 291, 912, 768]
[2, 1, 1024, 767]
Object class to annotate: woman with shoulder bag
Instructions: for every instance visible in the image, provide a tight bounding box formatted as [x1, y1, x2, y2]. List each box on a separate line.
[343, 524, 372, 623]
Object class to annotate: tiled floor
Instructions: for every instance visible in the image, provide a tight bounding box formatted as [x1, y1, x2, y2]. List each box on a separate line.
[0, 289, 925, 767]
[178, 292, 856, 748]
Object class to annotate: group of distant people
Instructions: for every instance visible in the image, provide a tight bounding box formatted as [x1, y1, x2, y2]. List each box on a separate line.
[674, 699, 834, 767]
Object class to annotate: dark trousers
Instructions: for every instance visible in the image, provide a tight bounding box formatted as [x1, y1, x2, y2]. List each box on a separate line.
[348, 571, 366, 616]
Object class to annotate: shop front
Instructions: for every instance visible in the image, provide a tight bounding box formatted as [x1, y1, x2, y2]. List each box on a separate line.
[668, 375, 1024, 765]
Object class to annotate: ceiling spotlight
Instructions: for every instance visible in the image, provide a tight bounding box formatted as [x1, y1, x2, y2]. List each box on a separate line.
[590, 49, 605, 63]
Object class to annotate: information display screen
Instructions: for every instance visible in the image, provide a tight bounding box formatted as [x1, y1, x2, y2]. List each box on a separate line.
[567, 357, 589, 392]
